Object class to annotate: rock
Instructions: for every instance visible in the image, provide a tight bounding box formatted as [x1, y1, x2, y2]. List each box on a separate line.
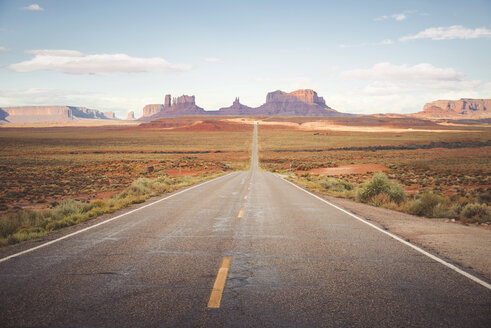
[139, 89, 350, 120]
[266, 89, 326, 106]
[164, 94, 172, 108]
[413, 98, 491, 119]
[255, 89, 346, 117]
[172, 95, 195, 105]
[126, 111, 135, 120]
[141, 104, 164, 118]
[140, 94, 206, 120]
[103, 111, 116, 119]
[215, 97, 254, 115]
[0, 106, 115, 123]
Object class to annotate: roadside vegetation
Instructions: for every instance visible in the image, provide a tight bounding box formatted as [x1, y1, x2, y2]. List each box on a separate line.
[0, 173, 222, 246]
[288, 173, 490, 224]
[259, 122, 490, 225]
[0, 122, 252, 246]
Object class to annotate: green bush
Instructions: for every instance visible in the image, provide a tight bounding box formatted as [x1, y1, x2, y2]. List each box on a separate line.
[319, 177, 353, 192]
[407, 191, 449, 218]
[460, 203, 490, 223]
[356, 173, 405, 204]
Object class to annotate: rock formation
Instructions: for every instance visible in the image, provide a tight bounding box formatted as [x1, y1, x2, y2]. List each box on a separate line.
[0, 106, 116, 123]
[215, 97, 254, 115]
[141, 104, 164, 118]
[266, 89, 326, 106]
[140, 89, 349, 120]
[254, 89, 345, 117]
[413, 99, 491, 119]
[103, 111, 116, 119]
[126, 111, 135, 120]
[164, 94, 172, 108]
[139, 94, 206, 120]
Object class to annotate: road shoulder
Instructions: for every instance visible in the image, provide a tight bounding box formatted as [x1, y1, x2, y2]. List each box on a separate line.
[283, 177, 491, 282]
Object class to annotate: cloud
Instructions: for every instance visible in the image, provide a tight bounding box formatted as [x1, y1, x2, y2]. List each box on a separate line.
[333, 62, 491, 113]
[401, 25, 491, 41]
[7, 49, 192, 74]
[204, 57, 221, 63]
[341, 62, 464, 82]
[375, 10, 420, 22]
[340, 39, 393, 48]
[0, 46, 9, 52]
[22, 4, 44, 11]
[375, 13, 407, 21]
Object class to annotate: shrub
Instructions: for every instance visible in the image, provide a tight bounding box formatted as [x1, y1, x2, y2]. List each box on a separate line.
[319, 177, 353, 192]
[460, 203, 490, 223]
[356, 173, 405, 204]
[407, 191, 449, 218]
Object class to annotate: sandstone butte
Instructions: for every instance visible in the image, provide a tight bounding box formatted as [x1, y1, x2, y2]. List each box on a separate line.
[138, 89, 350, 120]
[126, 111, 136, 120]
[413, 98, 490, 119]
[0, 106, 117, 123]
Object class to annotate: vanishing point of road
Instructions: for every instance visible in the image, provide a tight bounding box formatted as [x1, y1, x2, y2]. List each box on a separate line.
[1, 123, 490, 327]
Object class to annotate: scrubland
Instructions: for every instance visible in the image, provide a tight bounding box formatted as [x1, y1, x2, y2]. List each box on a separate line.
[258, 121, 490, 224]
[0, 122, 252, 245]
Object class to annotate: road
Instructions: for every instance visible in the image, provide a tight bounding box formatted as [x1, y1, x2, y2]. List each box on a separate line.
[0, 122, 490, 327]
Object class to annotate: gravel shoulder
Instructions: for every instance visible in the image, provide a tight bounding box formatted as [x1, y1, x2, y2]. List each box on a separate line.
[321, 194, 491, 281]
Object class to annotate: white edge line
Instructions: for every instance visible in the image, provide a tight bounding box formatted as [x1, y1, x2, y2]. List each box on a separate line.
[277, 175, 491, 291]
[0, 172, 235, 264]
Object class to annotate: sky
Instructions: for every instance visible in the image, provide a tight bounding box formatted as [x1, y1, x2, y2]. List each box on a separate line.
[0, 0, 490, 118]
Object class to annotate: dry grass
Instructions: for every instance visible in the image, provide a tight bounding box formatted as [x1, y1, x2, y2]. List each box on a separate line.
[259, 120, 491, 224]
[0, 120, 253, 245]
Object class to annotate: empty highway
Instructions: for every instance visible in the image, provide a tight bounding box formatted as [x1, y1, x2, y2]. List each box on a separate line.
[0, 123, 490, 327]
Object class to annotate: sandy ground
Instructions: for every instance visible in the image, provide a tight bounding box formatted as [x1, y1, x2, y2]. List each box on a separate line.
[224, 118, 472, 133]
[307, 163, 388, 175]
[321, 194, 491, 281]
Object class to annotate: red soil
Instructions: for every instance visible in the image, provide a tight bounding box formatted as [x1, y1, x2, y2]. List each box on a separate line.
[307, 164, 389, 175]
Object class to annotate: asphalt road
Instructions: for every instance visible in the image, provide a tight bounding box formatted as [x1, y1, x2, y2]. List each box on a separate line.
[0, 122, 490, 327]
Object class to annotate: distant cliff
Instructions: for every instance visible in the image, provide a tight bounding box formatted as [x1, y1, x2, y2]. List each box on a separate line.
[142, 89, 349, 119]
[0, 106, 117, 123]
[253, 89, 344, 116]
[413, 99, 490, 119]
[214, 97, 254, 115]
[139, 94, 206, 120]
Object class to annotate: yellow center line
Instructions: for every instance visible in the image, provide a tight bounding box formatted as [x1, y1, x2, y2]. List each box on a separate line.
[244, 194, 248, 200]
[237, 207, 244, 218]
[207, 256, 232, 308]
[248, 186, 251, 191]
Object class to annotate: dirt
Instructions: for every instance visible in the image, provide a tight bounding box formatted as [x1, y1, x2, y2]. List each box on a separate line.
[321, 194, 491, 281]
[224, 117, 473, 133]
[307, 163, 388, 175]
[138, 117, 252, 131]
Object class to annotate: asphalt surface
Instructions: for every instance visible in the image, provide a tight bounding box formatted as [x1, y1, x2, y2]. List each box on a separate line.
[0, 122, 490, 327]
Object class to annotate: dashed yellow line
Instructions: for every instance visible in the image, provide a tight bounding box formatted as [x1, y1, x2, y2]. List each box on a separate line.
[207, 256, 232, 308]
[237, 207, 244, 218]
[244, 195, 248, 200]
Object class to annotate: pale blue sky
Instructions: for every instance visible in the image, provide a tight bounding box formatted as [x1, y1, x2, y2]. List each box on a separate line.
[0, 0, 490, 117]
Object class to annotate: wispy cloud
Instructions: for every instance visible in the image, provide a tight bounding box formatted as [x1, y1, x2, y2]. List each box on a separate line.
[21, 4, 44, 11]
[7, 49, 192, 75]
[375, 10, 420, 22]
[340, 39, 393, 48]
[204, 57, 221, 63]
[0, 46, 9, 52]
[341, 62, 464, 82]
[401, 25, 491, 41]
